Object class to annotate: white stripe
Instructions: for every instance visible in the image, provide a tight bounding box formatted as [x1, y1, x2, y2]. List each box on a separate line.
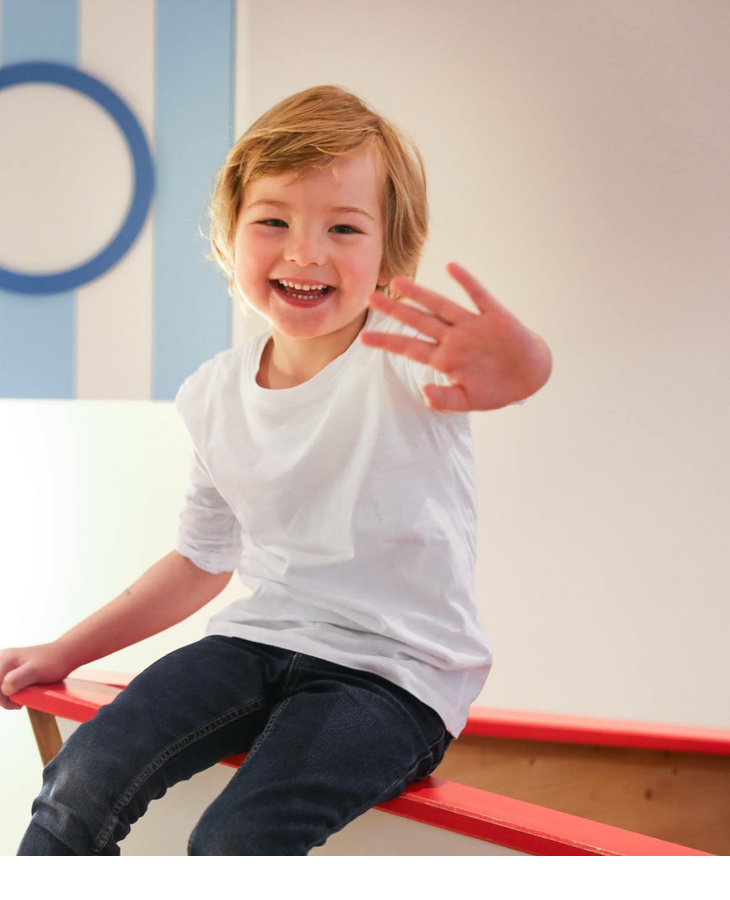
[76, 0, 154, 400]
[233, 0, 270, 350]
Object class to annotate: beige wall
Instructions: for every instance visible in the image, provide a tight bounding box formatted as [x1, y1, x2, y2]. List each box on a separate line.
[233, 0, 730, 725]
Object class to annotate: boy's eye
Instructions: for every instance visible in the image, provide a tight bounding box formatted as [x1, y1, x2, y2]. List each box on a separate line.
[256, 219, 360, 235]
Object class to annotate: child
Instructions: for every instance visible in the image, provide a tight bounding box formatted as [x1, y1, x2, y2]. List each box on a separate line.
[4, 85, 551, 855]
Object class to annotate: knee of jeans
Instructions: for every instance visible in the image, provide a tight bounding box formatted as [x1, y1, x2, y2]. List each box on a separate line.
[27, 757, 100, 852]
[36, 752, 85, 807]
[33, 742, 112, 829]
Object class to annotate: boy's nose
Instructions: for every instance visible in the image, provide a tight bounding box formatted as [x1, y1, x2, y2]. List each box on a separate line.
[284, 236, 327, 268]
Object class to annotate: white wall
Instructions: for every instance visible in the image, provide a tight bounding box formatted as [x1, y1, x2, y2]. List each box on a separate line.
[2, 0, 729, 856]
[233, 0, 730, 725]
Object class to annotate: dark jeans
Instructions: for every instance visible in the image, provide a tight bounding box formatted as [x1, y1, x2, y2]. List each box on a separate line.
[17, 635, 453, 855]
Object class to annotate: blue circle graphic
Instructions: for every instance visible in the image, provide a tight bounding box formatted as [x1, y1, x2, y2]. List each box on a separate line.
[0, 61, 155, 295]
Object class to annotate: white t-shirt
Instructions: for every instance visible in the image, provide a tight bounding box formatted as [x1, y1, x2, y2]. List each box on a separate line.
[174, 303, 524, 739]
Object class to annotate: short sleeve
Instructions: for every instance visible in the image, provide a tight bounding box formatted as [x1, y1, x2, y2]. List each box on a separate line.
[175, 443, 242, 575]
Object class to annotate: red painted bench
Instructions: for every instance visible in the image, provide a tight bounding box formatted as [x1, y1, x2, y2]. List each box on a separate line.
[15, 669, 727, 856]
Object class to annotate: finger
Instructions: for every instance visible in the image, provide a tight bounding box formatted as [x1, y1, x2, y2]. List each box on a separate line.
[445, 261, 508, 316]
[389, 276, 473, 326]
[358, 329, 438, 367]
[367, 292, 450, 341]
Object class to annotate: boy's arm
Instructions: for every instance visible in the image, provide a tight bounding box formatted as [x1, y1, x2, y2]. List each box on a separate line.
[55, 551, 233, 671]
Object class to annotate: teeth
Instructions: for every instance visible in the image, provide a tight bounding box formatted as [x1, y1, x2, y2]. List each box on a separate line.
[277, 279, 328, 290]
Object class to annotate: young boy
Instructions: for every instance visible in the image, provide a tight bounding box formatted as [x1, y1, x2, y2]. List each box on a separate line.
[5, 85, 551, 855]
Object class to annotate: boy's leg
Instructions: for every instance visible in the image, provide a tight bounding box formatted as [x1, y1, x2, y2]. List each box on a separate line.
[16, 635, 297, 855]
[187, 653, 453, 856]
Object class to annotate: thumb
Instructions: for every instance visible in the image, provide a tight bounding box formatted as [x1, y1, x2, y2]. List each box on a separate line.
[422, 383, 468, 412]
[2, 661, 33, 696]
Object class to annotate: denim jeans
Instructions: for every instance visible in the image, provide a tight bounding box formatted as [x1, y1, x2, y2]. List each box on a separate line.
[17, 635, 453, 855]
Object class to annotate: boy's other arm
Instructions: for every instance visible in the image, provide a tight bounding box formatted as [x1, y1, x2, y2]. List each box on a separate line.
[54, 551, 233, 671]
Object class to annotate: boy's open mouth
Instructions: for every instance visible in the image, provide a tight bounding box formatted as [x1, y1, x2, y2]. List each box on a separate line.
[270, 279, 335, 306]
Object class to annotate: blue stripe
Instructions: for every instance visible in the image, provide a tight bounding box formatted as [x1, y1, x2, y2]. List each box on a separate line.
[0, 0, 77, 67]
[0, 0, 78, 399]
[153, 0, 235, 400]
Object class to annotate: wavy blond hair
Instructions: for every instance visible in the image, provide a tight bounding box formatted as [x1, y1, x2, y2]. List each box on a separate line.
[199, 85, 429, 309]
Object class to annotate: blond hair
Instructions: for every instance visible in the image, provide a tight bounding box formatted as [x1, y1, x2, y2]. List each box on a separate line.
[199, 85, 429, 309]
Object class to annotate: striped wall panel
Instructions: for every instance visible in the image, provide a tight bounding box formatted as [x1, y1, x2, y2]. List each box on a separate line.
[0, 0, 238, 401]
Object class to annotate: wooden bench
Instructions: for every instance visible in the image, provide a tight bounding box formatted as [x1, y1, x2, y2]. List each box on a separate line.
[15, 669, 727, 856]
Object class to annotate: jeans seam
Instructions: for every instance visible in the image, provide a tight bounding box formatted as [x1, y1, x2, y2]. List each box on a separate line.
[93, 697, 267, 853]
[281, 652, 305, 697]
[187, 695, 293, 856]
[237, 695, 292, 768]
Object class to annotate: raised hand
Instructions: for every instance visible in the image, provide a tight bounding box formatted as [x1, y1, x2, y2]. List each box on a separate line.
[360, 262, 551, 411]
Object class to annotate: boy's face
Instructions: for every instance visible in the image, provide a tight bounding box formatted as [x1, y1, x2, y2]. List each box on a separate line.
[233, 149, 390, 343]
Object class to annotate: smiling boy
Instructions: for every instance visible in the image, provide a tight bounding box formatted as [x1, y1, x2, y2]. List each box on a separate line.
[11, 85, 551, 856]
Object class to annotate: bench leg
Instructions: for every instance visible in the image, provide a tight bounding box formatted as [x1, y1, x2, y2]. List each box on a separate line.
[27, 709, 63, 766]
